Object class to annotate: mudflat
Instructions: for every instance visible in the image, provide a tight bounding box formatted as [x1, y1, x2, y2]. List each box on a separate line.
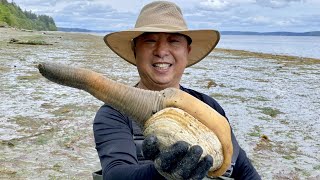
[1, 27, 319, 179]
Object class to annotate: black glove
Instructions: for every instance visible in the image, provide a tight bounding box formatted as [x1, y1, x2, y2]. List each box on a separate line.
[142, 135, 213, 180]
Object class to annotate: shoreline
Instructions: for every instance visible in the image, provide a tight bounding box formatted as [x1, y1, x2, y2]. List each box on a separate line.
[213, 48, 320, 63]
[1, 27, 319, 62]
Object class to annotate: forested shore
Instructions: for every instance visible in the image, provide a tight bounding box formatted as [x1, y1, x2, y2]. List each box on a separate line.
[0, 0, 56, 31]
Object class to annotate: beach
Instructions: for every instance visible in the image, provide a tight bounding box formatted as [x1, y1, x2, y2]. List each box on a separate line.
[0, 27, 319, 179]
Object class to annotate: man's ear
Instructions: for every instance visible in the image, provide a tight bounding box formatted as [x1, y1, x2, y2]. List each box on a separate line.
[187, 45, 192, 54]
[131, 40, 135, 51]
[131, 40, 136, 58]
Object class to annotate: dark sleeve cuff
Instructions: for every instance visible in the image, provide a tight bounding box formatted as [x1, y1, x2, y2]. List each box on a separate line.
[231, 149, 261, 180]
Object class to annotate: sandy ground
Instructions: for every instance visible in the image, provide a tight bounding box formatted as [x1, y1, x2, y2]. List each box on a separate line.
[0, 27, 319, 179]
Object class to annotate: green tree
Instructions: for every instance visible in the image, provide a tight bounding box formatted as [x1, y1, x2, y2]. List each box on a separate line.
[0, 1, 57, 30]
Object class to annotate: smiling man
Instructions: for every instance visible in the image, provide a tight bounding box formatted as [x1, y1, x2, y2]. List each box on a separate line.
[93, 1, 260, 180]
[134, 32, 191, 90]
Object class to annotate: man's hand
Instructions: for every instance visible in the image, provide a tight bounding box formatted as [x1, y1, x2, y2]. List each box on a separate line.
[142, 135, 213, 180]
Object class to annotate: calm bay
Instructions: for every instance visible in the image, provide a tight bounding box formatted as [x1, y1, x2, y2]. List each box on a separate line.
[217, 35, 320, 59]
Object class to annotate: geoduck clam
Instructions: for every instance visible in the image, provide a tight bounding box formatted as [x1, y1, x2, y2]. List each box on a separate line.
[37, 62, 233, 177]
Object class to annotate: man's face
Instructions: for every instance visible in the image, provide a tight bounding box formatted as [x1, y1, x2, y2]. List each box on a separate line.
[134, 32, 191, 91]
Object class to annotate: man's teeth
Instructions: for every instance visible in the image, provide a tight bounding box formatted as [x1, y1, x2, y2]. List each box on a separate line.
[154, 63, 171, 68]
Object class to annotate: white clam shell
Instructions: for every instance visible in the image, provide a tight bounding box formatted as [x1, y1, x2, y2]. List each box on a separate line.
[143, 107, 223, 171]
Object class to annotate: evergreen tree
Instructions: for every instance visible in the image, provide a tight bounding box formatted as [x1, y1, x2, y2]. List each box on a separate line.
[0, 1, 57, 30]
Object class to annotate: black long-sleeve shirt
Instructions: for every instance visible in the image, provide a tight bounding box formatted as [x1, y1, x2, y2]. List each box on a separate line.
[93, 86, 261, 180]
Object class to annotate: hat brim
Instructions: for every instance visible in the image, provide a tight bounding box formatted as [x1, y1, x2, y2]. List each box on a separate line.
[104, 28, 220, 67]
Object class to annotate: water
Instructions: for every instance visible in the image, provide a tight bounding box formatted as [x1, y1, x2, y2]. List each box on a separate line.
[217, 35, 320, 59]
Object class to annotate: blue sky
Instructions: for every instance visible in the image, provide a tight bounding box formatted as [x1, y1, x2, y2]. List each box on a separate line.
[13, 0, 320, 32]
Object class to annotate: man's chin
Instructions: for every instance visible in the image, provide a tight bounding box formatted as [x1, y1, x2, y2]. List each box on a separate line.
[151, 81, 178, 90]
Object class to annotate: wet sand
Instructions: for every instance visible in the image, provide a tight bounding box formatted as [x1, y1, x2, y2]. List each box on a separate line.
[0, 27, 319, 179]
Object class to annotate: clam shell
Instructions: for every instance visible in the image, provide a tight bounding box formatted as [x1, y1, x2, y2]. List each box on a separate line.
[143, 107, 223, 172]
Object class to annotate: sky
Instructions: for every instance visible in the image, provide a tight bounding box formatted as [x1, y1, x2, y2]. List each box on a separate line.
[12, 0, 320, 32]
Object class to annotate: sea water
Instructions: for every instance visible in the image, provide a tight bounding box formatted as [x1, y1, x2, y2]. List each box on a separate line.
[217, 35, 320, 59]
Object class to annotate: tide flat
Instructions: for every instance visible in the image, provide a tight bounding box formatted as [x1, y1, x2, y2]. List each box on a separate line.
[0, 27, 319, 179]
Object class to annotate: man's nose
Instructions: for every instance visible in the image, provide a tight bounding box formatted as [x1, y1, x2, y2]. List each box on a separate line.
[153, 41, 169, 58]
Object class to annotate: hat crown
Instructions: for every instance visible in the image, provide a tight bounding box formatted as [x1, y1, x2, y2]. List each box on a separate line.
[135, 1, 188, 30]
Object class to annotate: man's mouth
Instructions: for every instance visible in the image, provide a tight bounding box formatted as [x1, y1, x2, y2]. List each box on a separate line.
[153, 63, 172, 70]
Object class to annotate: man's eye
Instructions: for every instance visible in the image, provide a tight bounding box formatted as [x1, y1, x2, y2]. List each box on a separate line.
[169, 37, 181, 42]
[170, 40, 181, 45]
[144, 39, 156, 43]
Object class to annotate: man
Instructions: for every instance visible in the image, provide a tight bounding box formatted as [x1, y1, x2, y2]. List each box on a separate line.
[93, 1, 260, 179]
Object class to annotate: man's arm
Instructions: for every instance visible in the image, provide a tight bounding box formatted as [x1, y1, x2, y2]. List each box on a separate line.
[231, 149, 261, 180]
[93, 104, 164, 180]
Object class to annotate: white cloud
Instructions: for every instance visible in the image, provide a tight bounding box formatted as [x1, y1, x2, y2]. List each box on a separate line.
[255, 0, 302, 8]
[200, 0, 232, 10]
[197, 0, 254, 11]
[249, 16, 271, 24]
[275, 19, 297, 26]
[12, 0, 320, 32]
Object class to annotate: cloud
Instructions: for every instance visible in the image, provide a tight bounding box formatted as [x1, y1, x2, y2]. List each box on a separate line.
[197, 0, 254, 11]
[274, 14, 320, 31]
[199, 0, 233, 10]
[14, 0, 138, 30]
[12, 0, 320, 32]
[248, 16, 271, 25]
[255, 0, 302, 8]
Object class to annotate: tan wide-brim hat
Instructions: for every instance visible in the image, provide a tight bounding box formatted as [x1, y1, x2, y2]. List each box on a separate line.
[104, 1, 220, 67]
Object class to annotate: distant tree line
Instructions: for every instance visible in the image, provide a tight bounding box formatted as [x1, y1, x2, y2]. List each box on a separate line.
[0, 0, 57, 31]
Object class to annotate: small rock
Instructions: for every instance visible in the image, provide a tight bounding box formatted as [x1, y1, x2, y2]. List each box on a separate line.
[9, 38, 19, 43]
